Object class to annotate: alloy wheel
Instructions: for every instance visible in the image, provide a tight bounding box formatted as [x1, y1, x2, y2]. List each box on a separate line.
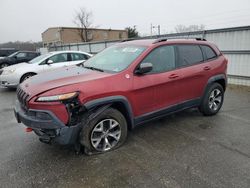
[90, 119, 121, 152]
[208, 88, 222, 111]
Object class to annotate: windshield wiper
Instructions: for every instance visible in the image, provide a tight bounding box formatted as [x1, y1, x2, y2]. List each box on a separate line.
[83, 66, 104, 72]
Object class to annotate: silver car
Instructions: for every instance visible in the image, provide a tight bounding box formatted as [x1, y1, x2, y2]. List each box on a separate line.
[0, 51, 92, 88]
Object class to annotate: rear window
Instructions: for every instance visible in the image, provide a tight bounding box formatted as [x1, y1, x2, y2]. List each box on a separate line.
[177, 45, 203, 67]
[201, 45, 217, 60]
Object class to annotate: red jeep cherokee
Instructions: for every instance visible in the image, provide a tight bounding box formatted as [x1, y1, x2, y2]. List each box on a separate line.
[14, 38, 228, 154]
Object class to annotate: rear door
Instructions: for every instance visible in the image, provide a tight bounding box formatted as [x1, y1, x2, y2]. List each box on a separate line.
[68, 53, 90, 66]
[174, 44, 211, 102]
[27, 52, 38, 61]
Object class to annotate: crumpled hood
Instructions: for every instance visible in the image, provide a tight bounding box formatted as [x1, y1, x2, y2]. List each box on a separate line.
[21, 66, 111, 96]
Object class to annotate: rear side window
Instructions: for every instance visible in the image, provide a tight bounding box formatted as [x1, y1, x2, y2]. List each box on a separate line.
[28, 53, 37, 58]
[201, 45, 217, 60]
[70, 53, 89, 61]
[177, 45, 203, 67]
[141, 45, 176, 73]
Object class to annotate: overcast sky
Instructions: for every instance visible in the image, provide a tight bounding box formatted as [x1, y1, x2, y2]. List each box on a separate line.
[0, 0, 250, 43]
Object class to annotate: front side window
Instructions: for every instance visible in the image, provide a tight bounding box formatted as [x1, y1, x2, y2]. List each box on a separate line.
[141, 45, 176, 73]
[30, 53, 52, 64]
[47, 53, 68, 63]
[16, 52, 27, 58]
[177, 45, 203, 67]
[84, 45, 146, 72]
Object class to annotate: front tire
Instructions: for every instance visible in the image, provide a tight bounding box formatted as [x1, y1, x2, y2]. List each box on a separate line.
[79, 107, 127, 155]
[20, 73, 36, 83]
[199, 83, 224, 116]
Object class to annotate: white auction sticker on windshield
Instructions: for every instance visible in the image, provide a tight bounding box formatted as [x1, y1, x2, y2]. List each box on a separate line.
[122, 47, 139, 53]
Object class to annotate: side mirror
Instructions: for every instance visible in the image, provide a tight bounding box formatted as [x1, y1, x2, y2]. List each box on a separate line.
[135, 63, 153, 75]
[47, 59, 53, 64]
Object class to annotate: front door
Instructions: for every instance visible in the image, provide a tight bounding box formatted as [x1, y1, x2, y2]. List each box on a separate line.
[132, 45, 180, 117]
[43, 53, 69, 71]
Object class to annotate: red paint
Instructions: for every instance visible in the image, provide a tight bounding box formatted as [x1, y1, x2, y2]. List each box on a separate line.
[25, 128, 33, 132]
[20, 39, 228, 125]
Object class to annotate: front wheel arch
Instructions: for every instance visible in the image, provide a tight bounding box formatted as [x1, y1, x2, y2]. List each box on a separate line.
[20, 72, 36, 83]
[79, 107, 128, 155]
[84, 96, 134, 129]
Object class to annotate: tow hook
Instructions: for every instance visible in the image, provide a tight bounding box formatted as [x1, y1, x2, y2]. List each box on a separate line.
[39, 135, 51, 144]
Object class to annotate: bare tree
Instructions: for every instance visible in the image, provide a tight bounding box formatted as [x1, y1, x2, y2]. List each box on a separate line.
[175, 24, 205, 33]
[73, 7, 93, 42]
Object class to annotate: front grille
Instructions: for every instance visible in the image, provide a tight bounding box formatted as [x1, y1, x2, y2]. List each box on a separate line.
[17, 87, 30, 109]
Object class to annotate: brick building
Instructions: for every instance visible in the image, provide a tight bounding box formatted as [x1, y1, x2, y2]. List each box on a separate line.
[42, 27, 128, 47]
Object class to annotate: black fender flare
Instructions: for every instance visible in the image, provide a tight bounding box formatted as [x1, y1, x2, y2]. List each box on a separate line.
[83, 96, 135, 129]
[201, 74, 227, 103]
[207, 74, 227, 87]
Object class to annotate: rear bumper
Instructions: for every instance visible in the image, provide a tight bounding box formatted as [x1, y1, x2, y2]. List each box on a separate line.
[14, 101, 81, 145]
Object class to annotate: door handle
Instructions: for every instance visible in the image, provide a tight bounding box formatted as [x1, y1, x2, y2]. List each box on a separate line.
[203, 66, 211, 71]
[168, 74, 179, 79]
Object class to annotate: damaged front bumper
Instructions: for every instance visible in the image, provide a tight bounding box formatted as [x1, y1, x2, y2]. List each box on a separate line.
[14, 101, 82, 145]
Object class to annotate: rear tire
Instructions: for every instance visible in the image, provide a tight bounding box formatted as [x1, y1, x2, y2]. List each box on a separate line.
[199, 83, 224, 116]
[79, 107, 127, 155]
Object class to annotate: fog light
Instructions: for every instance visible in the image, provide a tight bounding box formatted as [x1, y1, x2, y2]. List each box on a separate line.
[36, 112, 51, 120]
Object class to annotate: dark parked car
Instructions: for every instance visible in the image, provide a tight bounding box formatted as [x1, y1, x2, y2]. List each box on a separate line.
[14, 38, 228, 155]
[0, 48, 18, 58]
[0, 51, 40, 68]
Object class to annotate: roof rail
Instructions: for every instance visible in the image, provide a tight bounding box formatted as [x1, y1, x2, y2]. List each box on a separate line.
[152, 38, 168, 44]
[195, 38, 206, 41]
[153, 37, 206, 44]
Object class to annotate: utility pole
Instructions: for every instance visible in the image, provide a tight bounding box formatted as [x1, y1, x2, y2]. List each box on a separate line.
[150, 23, 153, 36]
[157, 25, 160, 35]
[151, 24, 161, 36]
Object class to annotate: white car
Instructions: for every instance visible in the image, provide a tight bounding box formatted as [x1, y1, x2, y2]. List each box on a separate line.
[0, 51, 92, 88]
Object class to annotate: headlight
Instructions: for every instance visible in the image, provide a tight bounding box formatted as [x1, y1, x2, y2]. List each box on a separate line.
[2, 69, 16, 75]
[36, 92, 78, 102]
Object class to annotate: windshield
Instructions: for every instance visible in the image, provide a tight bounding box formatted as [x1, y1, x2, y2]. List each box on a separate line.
[8, 52, 19, 57]
[84, 45, 146, 72]
[28, 53, 52, 64]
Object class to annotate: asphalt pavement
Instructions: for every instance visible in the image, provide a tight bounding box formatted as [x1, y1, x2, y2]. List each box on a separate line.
[0, 86, 250, 188]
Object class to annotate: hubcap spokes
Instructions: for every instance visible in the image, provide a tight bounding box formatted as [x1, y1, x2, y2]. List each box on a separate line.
[91, 119, 121, 152]
[209, 89, 222, 111]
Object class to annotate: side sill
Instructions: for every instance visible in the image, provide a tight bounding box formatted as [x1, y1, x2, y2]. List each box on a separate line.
[134, 98, 201, 126]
